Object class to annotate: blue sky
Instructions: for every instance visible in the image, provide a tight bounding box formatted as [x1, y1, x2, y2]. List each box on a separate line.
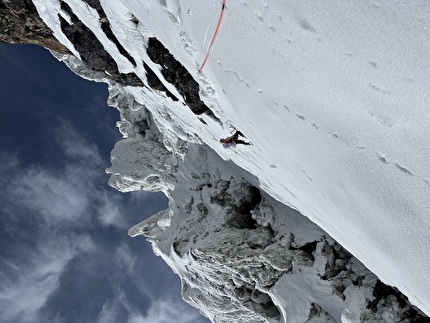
[0, 44, 208, 323]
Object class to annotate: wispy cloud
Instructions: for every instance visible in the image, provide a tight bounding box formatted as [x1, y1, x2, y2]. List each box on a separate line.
[0, 235, 93, 322]
[0, 120, 202, 323]
[7, 166, 91, 225]
[127, 298, 206, 323]
[54, 121, 103, 166]
[0, 120, 113, 322]
[97, 191, 125, 228]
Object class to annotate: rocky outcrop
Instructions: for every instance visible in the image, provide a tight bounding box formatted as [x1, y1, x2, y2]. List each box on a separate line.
[58, 0, 143, 86]
[0, 0, 69, 52]
[130, 144, 428, 323]
[146, 37, 220, 122]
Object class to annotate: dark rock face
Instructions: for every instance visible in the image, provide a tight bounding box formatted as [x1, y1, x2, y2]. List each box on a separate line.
[143, 62, 179, 102]
[0, 0, 69, 52]
[58, 0, 143, 86]
[147, 37, 221, 122]
[80, 0, 136, 67]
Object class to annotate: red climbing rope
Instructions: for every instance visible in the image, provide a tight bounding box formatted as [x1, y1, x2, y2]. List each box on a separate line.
[198, 0, 227, 72]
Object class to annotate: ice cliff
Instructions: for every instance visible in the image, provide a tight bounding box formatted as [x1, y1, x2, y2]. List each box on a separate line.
[4, 0, 430, 321]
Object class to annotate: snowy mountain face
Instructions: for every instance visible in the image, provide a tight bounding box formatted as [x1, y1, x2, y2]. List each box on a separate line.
[6, 0, 430, 321]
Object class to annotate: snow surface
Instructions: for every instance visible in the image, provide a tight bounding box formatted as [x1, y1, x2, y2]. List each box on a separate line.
[33, 0, 430, 319]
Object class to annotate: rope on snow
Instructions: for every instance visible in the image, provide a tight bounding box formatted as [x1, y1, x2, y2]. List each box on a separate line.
[198, 0, 227, 72]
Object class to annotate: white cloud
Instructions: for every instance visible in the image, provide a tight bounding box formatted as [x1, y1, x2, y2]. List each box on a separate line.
[97, 191, 125, 228]
[54, 121, 103, 166]
[0, 236, 89, 323]
[7, 167, 91, 225]
[0, 122, 112, 322]
[113, 241, 136, 271]
[2, 120, 119, 229]
[98, 298, 122, 323]
[127, 298, 205, 323]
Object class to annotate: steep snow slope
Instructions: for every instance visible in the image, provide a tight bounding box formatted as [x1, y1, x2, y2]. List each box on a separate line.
[33, 0, 430, 319]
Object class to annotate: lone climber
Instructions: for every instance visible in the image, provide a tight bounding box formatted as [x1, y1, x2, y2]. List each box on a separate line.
[220, 130, 251, 148]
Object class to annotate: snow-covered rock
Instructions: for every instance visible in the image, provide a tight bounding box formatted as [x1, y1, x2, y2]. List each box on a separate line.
[130, 144, 424, 322]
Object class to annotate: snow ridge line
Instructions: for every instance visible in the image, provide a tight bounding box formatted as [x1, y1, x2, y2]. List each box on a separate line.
[198, 0, 227, 72]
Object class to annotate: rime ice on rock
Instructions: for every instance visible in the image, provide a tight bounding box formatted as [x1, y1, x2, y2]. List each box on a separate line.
[129, 145, 424, 323]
